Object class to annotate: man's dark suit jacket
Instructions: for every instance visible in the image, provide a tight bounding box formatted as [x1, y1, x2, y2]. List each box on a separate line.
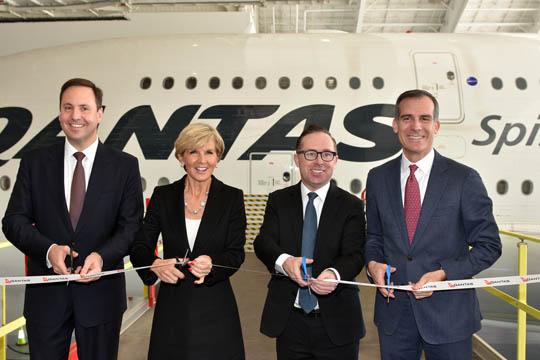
[254, 182, 366, 346]
[2, 142, 143, 328]
[364, 151, 502, 344]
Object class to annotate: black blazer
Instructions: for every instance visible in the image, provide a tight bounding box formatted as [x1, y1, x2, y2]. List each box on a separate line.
[2, 142, 143, 327]
[254, 182, 366, 346]
[130, 176, 246, 359]
[364, 151, 502, 344]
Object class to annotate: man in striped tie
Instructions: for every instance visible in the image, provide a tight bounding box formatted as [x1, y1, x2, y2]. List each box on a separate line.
[365, 89, 501, 360]
[255, 125, 366, 359]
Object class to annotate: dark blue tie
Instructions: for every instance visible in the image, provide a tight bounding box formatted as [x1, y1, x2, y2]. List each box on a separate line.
[299, 192, 318, 313]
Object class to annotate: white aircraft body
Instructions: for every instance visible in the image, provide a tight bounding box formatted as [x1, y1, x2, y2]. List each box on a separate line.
[0, 33, 539, 233]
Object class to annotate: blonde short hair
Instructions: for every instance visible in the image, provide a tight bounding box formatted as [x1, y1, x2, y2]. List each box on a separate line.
[175, 123, 225, 160]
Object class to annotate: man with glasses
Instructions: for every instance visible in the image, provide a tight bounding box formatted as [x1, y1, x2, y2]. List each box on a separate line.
[254, 125, 366, 359]
[3, 78, 143, 360]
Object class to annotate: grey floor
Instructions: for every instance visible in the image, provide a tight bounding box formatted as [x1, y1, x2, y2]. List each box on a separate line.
[118, 253, 381, 360]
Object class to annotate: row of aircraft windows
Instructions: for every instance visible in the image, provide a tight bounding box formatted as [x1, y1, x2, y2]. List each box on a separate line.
[139, 177, 535, 197]
[140, 76, 532, 91]
[140, 76, 384, 90]
[0, 176, 533, 196]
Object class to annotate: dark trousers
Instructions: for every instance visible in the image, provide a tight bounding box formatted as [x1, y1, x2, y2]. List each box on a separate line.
[277, 308, 359, 360]
[26, 306, 122, 360]
[378, 299, 472, 360]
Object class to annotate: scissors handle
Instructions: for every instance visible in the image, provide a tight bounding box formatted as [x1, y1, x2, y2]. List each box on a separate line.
[301, 257, 308, 281]
[385, 264, 392, 303]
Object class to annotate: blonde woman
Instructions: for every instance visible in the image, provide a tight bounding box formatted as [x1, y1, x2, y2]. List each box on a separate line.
[131, 123, 246, 359]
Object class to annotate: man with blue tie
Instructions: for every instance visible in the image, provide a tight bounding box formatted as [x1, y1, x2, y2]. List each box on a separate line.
[3, 78, 143, 359]
[365, 89, 502, 359]
[254, 125, 366, 359]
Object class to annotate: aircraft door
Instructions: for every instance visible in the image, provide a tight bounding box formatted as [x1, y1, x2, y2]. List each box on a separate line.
[413, 52, 463, 123]
[249, 152, 296, 194]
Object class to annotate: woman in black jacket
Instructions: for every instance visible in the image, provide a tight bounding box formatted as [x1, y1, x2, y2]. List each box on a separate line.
[131, 123, 246, 360]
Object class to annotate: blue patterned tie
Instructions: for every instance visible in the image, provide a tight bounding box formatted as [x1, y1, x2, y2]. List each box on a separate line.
[299, 192, 318, 313]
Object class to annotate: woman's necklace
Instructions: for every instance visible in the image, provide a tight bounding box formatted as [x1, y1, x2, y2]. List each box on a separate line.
[184, 191, 209, 215]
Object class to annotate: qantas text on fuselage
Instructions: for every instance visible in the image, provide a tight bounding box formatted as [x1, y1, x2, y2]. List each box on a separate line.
[1, 104, 538, 166]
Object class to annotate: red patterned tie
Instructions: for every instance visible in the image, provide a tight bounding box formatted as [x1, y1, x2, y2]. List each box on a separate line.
[404, 164, 421, 244]
[70, 152, 86, 230]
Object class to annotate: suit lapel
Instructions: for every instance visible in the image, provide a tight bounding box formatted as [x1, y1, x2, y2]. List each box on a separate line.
[48, 144, 72, 233]
[192, 176, 225, 256]
[315, 183, 339, 259]
[164, 179, 190, 253]
[386, 156, 410, 252]
[410, 151, 448, 251]
[289, 183, 304, 256]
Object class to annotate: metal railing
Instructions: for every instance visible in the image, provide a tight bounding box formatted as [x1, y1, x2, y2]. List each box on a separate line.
[481, 230, 540, 360]
[0, 241, 161, 360]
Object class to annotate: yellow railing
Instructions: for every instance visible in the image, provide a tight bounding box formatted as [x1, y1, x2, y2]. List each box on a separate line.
[0, 244, 163, 360]
[482, 230, 540, 360]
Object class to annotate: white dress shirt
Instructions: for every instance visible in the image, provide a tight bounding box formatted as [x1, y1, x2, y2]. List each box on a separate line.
[274, 181, 340, 309]
[400, 149, 435, 206]
[64, 138, 99, 209]
[185, 218, 201, 252]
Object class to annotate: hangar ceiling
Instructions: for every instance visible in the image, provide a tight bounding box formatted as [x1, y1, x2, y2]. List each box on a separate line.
[0, 0, 539, 33]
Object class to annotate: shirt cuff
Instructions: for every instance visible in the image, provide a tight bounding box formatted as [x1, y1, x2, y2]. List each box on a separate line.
[275, 253, 292, 275]
[325, 267, 341, 281]
[45, 244, 56, 268]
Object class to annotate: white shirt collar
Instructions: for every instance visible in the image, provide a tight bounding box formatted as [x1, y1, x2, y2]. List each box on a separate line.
[300, 181, 330, 203]
[64, 138, 99, 162]
[401, 148, 435, 175]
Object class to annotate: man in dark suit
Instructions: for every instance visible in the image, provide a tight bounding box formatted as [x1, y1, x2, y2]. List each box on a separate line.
[365, 89, 502, 359]
[2, 78, 143, 360]
[254, 125, 366, 359]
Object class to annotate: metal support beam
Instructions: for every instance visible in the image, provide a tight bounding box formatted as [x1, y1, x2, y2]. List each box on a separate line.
[440, 0, 469, 33]
[531, 8, 540, 33]
[355, 0, 366, 33]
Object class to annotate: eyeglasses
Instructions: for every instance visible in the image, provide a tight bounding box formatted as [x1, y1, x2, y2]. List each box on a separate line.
[296, 150, 337, 162]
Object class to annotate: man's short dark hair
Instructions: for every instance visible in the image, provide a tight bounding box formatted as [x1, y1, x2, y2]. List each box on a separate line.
[295, 124, 337, 151]
[395, 89, 439, 120]
[60, 78, 103, 109]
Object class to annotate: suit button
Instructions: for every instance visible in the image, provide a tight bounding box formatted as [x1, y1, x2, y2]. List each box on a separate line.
[407, 256, 413, 261]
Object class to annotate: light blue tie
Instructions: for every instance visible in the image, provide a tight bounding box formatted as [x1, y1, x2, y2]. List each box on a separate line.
[299, 192, 318, 313]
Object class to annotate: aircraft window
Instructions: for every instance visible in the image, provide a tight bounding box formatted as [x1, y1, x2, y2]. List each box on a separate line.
[141, 177, 147, 192]
[303, 77, 314, 89]
[279, 77, 290, 90]
[232, 77, 243, 89]
[158, 177, 170, 186]
[163, 77, 174, 90]
[350, 179, 362, 194]
[326, 77, 337, 90]
[515, 77, 527, 90]
[447, 71, 455, 81]
[186, 77, 197, 89]
[496, 180, 508, 195]
[373, 77, 384, 89]
[349, 77, 361, 89]
[491, 77, 503, 90]
[255, 77, 267, 89]
[209, 77, 220, 90]
[0, 176, 10, 191]
[140, 77, 151, 90]
[522, 180, 533, 195]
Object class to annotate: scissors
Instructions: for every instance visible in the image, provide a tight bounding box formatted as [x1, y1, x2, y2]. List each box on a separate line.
[386, 264, 392, 303]
[66, 246, 74, 286]
[175, 248, 190, 270]
[301, 256, 313, 295]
